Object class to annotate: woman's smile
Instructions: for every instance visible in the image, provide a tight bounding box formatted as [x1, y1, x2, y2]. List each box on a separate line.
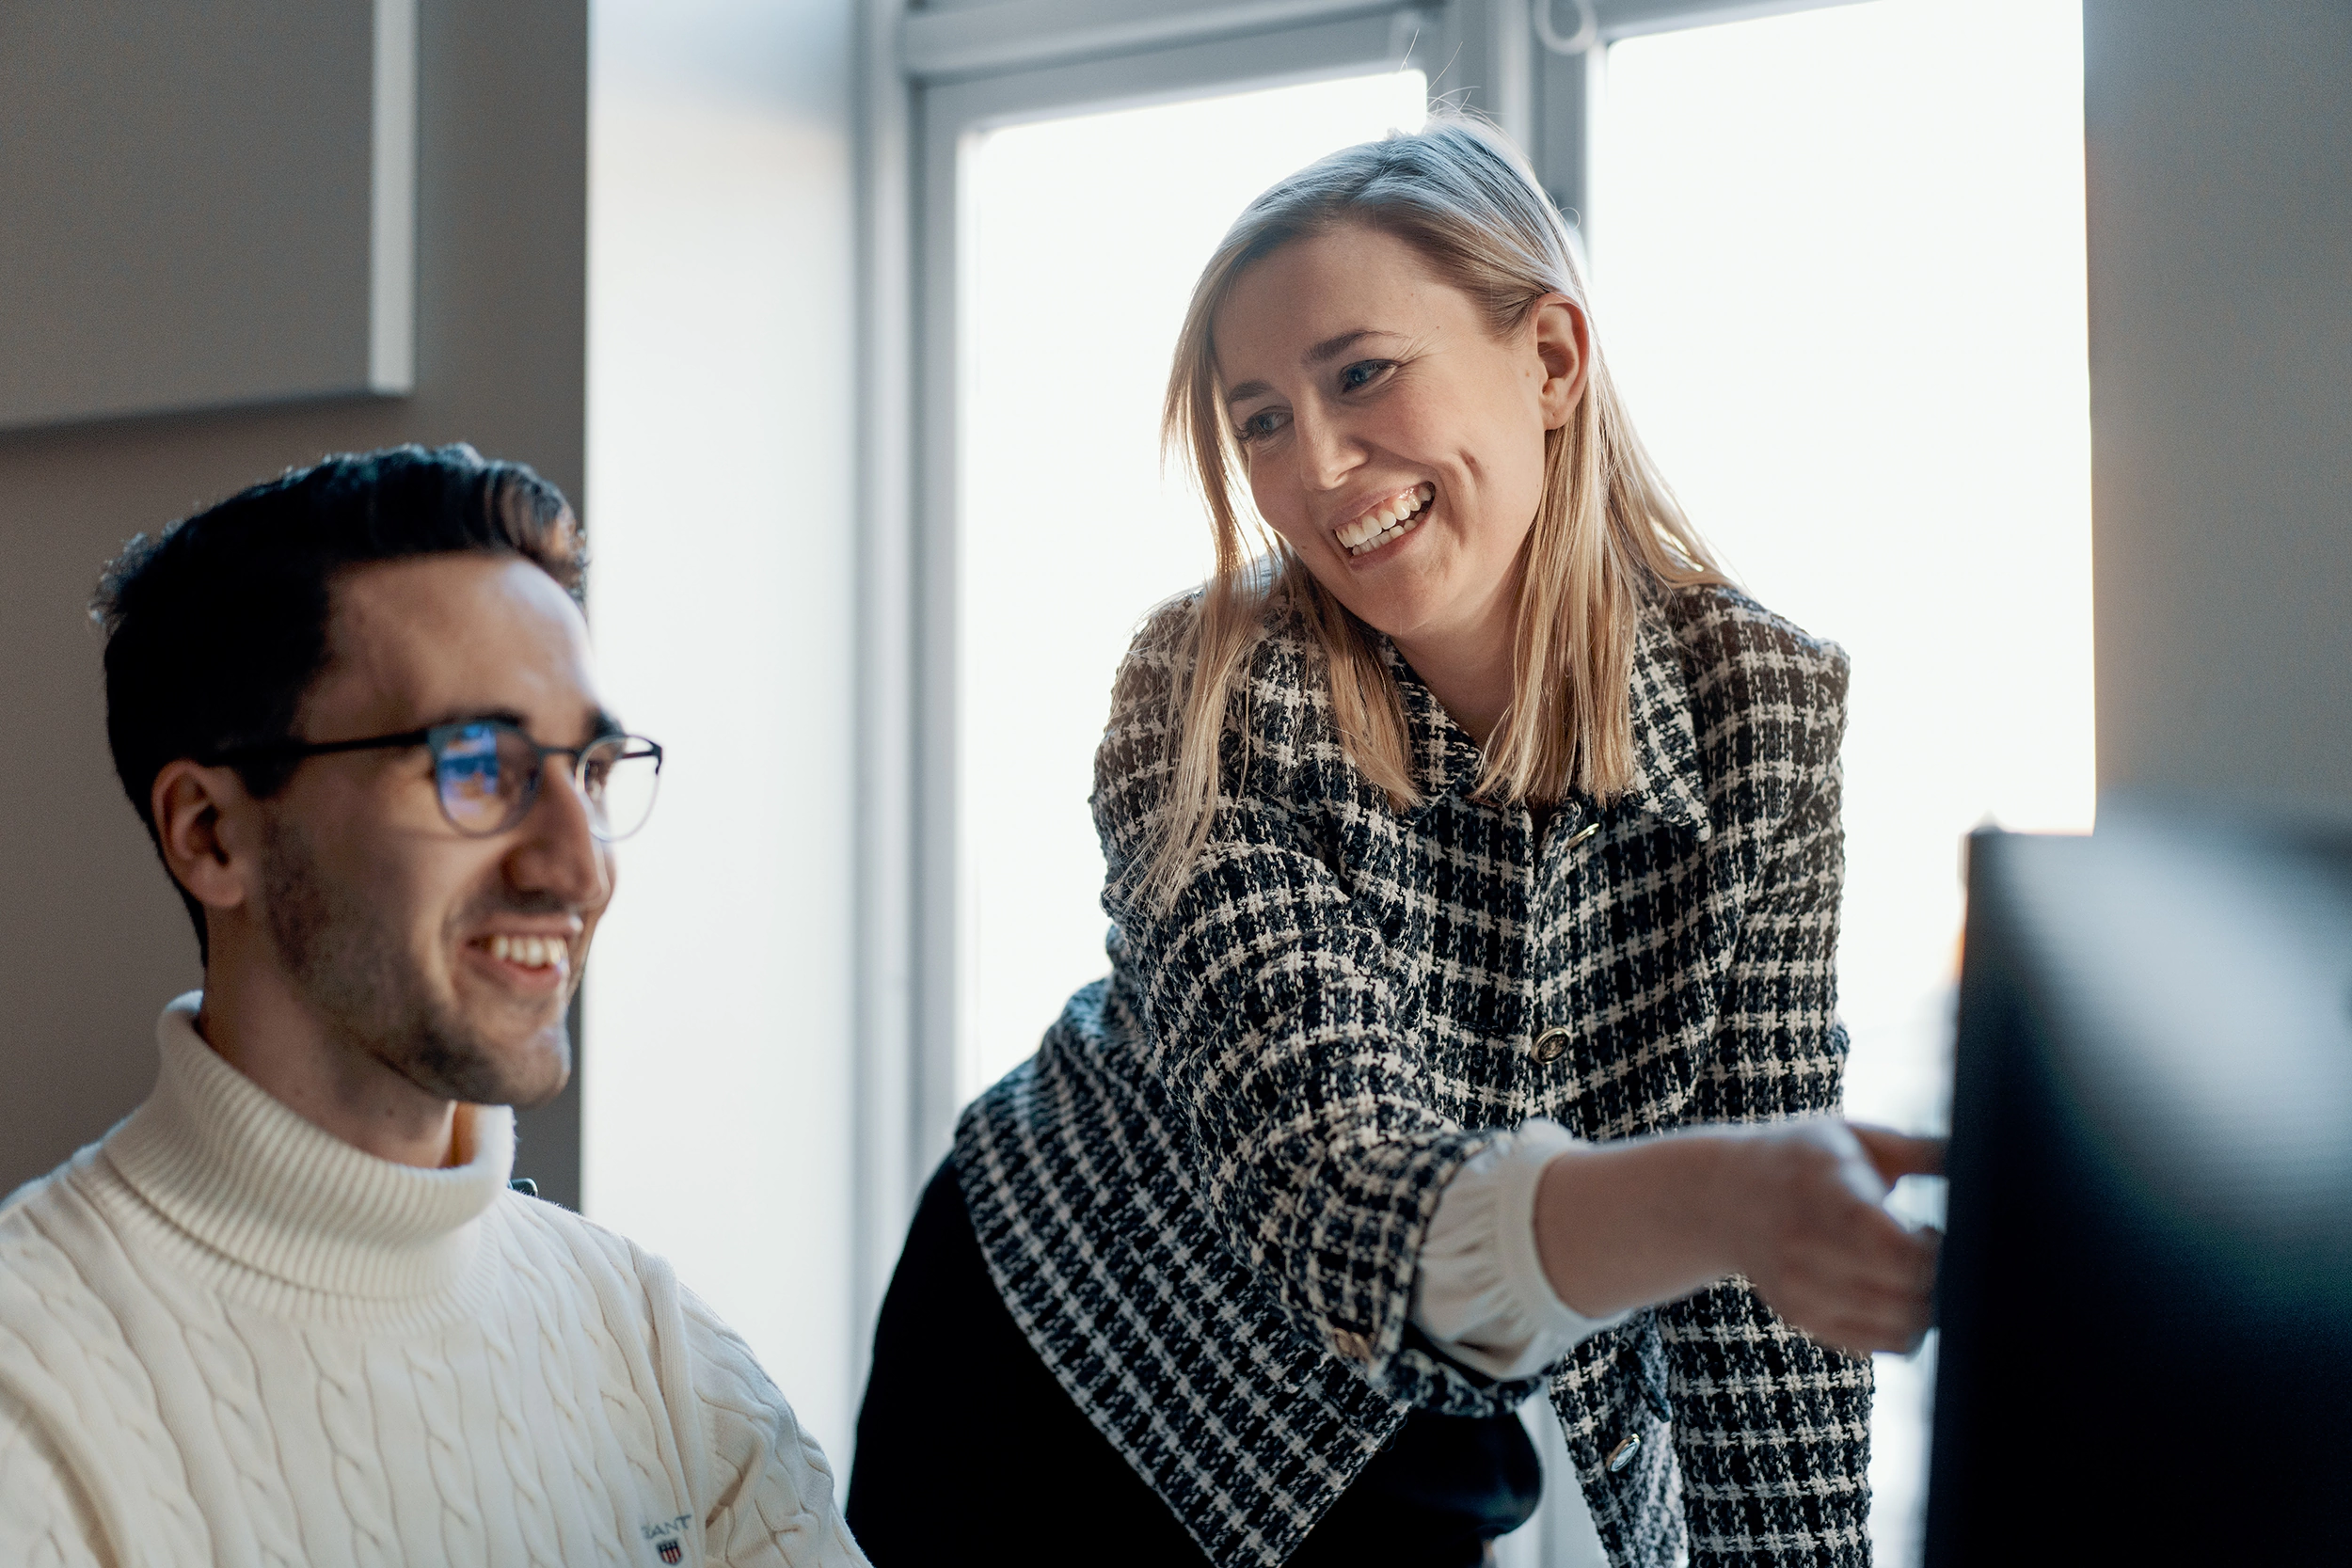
[1331, 482, 1437, 558]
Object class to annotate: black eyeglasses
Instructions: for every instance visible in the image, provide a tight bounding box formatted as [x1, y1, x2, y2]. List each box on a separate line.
[209, 719, 664, 842]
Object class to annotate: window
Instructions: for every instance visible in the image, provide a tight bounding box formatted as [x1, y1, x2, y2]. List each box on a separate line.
[1593, 3, 2091, 1558]
[901, 6, 1440, 1169]
[584, 0, 863, 1461]
[878, 3, 2092, 1558]
[955, 71, 1431, 1104]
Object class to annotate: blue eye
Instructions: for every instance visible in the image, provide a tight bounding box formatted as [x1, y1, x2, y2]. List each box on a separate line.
[1237, 408, 1288, 442]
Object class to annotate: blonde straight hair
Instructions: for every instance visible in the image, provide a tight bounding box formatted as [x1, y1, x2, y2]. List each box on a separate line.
[1142, 114, 1723, 905]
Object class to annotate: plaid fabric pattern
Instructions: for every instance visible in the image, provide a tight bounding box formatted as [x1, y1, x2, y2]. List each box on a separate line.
[956, 582, 1867, 1567]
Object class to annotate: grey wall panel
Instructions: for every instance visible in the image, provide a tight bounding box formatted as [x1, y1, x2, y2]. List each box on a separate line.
[2086, 0, 2352, 816]
[0, 0, 417, 430]
[0, 0, 584, 1203]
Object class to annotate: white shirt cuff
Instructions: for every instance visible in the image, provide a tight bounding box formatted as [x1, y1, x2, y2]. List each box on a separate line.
[1409, 1118, 1631, 1381]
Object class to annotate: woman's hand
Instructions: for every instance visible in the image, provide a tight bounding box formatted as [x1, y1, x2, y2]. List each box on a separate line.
[1716, 1121, 1942, 1355]
[1533, 1119, 1943, 1356]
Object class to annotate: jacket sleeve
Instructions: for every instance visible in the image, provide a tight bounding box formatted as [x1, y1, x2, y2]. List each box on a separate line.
[1659, 750, 1875, 1566]
[1091, 613, 1491, 1379]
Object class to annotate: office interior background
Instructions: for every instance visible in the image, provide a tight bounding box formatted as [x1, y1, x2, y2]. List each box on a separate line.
[1, 2, 2344, 1563]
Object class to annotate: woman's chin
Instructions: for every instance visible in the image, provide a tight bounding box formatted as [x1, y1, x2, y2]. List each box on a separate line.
[1347, 575, 1475, 650]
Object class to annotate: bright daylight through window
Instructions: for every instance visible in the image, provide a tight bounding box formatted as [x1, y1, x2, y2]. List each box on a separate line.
[1594, 2, 2091, 1560]
[953, 4, 2090, 1560]
[957, 70, 1430, 1104]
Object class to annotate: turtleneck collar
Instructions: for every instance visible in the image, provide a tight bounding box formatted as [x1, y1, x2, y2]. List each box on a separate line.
[101, 992, 516, 1304]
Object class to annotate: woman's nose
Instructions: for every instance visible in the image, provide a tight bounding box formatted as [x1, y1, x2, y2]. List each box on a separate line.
[1294, 407, 1360, 491]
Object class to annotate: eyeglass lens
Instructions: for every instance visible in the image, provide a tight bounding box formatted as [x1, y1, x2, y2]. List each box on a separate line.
[432, 721, 660, 841]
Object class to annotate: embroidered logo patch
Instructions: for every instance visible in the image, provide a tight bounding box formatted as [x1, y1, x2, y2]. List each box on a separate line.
[641, 1514, 691, 1565]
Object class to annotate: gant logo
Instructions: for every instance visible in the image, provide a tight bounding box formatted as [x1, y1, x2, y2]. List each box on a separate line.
[641, 1514, 691, 1564]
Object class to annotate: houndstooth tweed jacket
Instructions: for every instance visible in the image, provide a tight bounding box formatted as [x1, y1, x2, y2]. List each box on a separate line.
[955, 580, 1868, 1568]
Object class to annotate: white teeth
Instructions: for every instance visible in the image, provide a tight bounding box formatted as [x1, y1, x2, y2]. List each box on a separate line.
[1335, 486, 1432, 555]
[486, 934, 565, 970]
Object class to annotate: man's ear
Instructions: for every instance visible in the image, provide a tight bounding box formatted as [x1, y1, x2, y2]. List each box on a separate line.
[151, 760, 261, 916]
[1532, 294, 1592, 432]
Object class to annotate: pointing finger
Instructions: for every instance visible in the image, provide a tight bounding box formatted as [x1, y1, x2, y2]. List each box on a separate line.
[1851, 1126, 1946, 1185]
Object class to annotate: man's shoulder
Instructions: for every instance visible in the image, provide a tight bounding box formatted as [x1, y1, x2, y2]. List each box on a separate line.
[485, 1192, 800, 1425]
[485, 1184, 658, 1294]
[0, 1149, 120, 1308]
[0, 1153, 146, 1427]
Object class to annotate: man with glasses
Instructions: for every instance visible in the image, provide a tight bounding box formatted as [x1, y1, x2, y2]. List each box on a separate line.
[0, 445, 867, 1567]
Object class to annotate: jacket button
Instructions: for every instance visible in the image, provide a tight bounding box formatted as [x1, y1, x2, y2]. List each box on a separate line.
[1531, 1026, 1571, 1064]
[1606, 1433, 1642, 1473]
[1329, 1329, 1374, 1364]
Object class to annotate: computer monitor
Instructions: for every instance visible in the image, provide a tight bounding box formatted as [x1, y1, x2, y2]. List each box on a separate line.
[1927, 807, 2352, 1562]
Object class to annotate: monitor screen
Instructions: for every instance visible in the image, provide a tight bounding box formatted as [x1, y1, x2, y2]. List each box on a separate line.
[1926, 808, 2352, 1561]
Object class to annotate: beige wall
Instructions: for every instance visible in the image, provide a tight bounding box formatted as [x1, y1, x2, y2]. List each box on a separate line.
[0, 1, 588, 1199]
[2086, 0, 2352, 816]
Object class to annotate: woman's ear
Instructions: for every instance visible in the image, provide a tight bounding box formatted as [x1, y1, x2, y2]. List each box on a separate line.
[151, 760, 260, 917]
[1532, 295, 1592, 431]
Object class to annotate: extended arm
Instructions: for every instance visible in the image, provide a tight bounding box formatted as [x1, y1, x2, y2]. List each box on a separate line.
[1409, 1116, 1938, 1379]
[1535, 1118, 1939, 1352]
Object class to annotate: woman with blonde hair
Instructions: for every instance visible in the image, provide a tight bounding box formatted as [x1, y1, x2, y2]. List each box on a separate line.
[848, 115, 1938, 1567]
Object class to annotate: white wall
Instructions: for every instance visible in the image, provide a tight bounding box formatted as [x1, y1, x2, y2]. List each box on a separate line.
[584, 0, 862, 1464]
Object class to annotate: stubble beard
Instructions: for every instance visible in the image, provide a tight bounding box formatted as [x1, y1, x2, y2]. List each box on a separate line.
[259, 814, 571, 1108]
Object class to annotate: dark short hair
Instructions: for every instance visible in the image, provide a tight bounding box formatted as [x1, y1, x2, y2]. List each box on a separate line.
[92, 443, 587, 958]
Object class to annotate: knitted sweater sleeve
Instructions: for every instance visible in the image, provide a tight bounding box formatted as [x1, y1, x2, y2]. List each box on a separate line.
[0, 1384, 103, 1568]
[675, 1288, 870, 1568]
[1659, 747, 1875, 1565]
[1091, 609, 1489, 1380]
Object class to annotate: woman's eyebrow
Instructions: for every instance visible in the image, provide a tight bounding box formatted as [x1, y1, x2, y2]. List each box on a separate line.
[1224, 330, 1404, 406]
[1303, 328, 1396, 366]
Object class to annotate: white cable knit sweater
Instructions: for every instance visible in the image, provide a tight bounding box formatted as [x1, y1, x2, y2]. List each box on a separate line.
[0, 994, 868, 1568]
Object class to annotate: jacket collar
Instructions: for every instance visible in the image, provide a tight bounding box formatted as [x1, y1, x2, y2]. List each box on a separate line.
[1621, 604, 1711, 838]
[1381, 602, 1709, 839]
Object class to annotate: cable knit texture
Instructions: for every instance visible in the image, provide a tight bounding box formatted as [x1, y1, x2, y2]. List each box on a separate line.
[0, 996, 867, 1568]
[957, 582, 1868, 1568]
